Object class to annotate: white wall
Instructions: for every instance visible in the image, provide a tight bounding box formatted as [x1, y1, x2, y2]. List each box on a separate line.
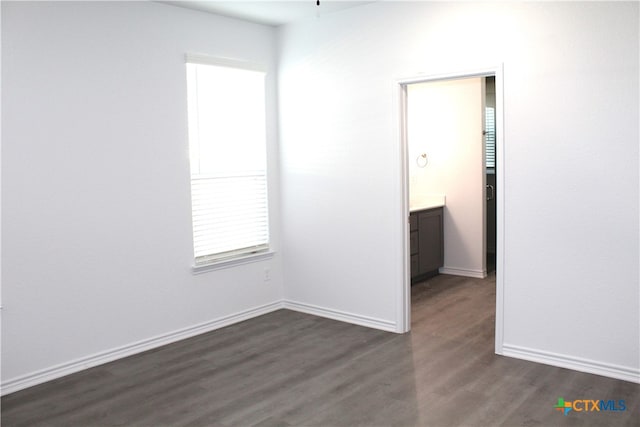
[278, 2, 639, 380]
[408, 78, 486, 278]
[1, 1, 283, 391]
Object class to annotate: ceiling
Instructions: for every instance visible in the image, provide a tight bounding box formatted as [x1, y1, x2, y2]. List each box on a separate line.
[160, 1, 375, 27]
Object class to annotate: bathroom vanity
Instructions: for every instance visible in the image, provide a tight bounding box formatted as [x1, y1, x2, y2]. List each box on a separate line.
[410, 204, 444, 282]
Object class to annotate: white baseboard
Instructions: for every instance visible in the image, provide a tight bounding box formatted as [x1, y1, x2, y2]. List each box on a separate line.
[283, 300, 397, 333]
[502, 343, 640, 384]
[1, 301, 284, 396]
[439, 266, 487, 279]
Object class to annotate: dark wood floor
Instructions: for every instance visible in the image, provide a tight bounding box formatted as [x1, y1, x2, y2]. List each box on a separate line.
[3, 274, 639, 426]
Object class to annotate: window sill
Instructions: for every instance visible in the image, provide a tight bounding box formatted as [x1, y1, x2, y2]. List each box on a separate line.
[192, 251, 275, 274]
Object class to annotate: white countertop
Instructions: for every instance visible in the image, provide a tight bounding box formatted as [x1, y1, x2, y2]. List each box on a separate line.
[410, 194, 446, 212]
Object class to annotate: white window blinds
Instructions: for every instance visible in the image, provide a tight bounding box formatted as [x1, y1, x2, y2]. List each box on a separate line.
[186, 57, 269, 266]
[485, 106, 496, 169]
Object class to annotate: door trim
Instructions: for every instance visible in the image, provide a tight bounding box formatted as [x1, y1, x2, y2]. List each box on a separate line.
[395, 65, 505, 356]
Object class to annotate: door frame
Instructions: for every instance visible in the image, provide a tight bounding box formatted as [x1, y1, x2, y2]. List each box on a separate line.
[395, 65, 505, 355]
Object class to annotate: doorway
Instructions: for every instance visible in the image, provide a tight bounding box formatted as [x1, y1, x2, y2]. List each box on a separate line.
[397, 67, 504, 355]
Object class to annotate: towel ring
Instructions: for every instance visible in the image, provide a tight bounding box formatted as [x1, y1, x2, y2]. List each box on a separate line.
[416, 153, 428, 168]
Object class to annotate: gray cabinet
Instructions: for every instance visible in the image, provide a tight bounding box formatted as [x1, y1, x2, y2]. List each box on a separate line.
[410, 207, 443, 282]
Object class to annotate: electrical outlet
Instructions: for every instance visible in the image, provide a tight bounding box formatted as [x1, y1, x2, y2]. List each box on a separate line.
[263, 267, 271, 282]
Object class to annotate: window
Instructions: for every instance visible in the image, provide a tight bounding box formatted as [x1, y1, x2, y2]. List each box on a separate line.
[186, 55, 270, 267]
[485, 106, 496, 169]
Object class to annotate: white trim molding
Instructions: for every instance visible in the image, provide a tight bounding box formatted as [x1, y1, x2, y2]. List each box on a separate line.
[283, 300, 397, 333]
[396, 64, 506, 356]
[192, 250, 275, 274]
[1, 301, 284, 396]
[185, 53, 266, 73]
[394, 78, 411, 334]
[439, 267, 487, 279]
[502, 343, 640, 384]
